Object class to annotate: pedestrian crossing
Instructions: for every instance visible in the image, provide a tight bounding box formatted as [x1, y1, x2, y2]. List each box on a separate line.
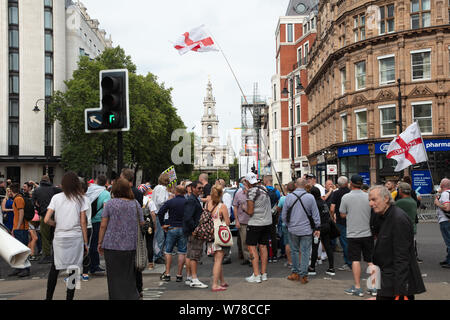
[0, 293, 20, 300]
[142, 283, 166, 300]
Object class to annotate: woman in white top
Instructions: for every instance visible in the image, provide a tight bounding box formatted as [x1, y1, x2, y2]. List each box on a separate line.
[44, 172, 89, 300]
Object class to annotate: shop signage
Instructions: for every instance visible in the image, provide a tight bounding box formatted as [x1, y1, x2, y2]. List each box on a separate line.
[359, 172, 370, 185]
[327, 164, 338, 175]
[376, 139, 450, 154]
[411, 170, 433, 194]
[338, 144, 369, 157]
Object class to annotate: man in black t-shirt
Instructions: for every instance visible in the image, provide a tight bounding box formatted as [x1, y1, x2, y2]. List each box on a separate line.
[330, 176, 351, 271]
[199, 173, 211, 208]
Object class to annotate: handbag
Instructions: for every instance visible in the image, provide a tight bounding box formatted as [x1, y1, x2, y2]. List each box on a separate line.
[329, 219, 341, 239]
[135, 202, 148, 272]
[213, 204, 233, 247]
[194, 205, 216, 242]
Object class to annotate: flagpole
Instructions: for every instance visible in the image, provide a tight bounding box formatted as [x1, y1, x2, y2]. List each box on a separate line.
[206, 28, 286, 194]
[417, 121, 436, 193]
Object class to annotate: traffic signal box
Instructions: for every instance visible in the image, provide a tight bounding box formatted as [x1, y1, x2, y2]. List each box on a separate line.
[85, 69, 129, 133]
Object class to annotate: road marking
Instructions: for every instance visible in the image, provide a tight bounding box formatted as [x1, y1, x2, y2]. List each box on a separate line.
[142, 287, 166, 301]
[0, 293, 20, 300]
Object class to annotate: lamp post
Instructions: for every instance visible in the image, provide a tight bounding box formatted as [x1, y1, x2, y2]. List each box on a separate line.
[33, 98, 52, 176]
[282, 74, 303, 182]
[397, 78, 403, 133]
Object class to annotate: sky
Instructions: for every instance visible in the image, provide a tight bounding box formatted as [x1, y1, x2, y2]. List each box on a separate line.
[80, 0, 291, 154]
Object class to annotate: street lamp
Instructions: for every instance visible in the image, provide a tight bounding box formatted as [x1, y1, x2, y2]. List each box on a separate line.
[33, 98, 52, 175]
[282, 74, 303, 181]
[33, 98, 48, 113]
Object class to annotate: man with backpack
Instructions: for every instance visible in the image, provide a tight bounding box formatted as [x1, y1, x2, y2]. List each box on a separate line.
[281, 178, 320, 284]
[8, 183, 32, 277]
[32, 176, 62, 264]
[263, 175, 281, 263]
[435, 178, 450, 269]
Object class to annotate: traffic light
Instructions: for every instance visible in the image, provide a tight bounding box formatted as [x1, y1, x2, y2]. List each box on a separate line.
[85, 69, 129, 133]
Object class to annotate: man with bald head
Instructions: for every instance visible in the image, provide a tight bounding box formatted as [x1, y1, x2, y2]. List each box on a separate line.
[157, 185, 188, 282]
[369, 185, 426, 300]
[435, 178, 450, 268]
[281, 178, 320, 284]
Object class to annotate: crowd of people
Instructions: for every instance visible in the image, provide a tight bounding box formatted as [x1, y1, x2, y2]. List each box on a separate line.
[0, 170, 449, 301]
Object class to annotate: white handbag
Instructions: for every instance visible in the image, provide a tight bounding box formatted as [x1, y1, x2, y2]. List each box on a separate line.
[213, 204, 233, 247]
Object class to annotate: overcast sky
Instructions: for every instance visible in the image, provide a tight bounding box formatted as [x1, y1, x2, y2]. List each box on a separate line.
[80, 0, 291, 153]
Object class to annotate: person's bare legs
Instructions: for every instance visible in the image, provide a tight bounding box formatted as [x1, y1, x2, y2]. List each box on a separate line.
[164, 253, 172, 276]
[185, 258, 192, 279]
[190, 259, 198, 279]
[352, 261, 361, 288]
[248, 246, 260, 276]
[212, 250, 224, 289]
[177, 254, 186, 277]
[28, 230, 37, 256]
[259, 244, 268, 275]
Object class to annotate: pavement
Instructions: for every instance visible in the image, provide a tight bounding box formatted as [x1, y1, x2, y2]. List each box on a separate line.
[0, 222, 449, 300]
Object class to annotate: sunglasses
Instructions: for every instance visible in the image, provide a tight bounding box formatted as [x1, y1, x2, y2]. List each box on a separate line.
[197, 187, 204, 190]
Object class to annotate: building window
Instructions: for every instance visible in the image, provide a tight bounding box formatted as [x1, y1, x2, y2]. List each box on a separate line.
[411, 50, 431, 80]
[378, 55, 396, 85]
[45, 55, 53, 74]
[207, 125, 212, 135]
[9, 75, 19, 94]
[8, 122, 19, 147]
[413, 102, 432, 134]
[298, 47, 302, 65]
[287, 24, 293, 42]
[340, 68, 346, 94]
[355, 61, 366, 90]
[9, 30, 19, 48]
[297, 136, 302, 157]
[411, 0, 431, 29]
[275, 141, 278, 160]
[353, 14, 366, 42]
[304, 43, 309, 63]
[44, 0, 53, 7]
[355, 110, 368, 139]
[9, 52, 19, 72]
[45, 33, 53, 52]
[341, 114, 348, 142]
[8, 6, 18, 25]
[379, 105, 397, 137]
[273, 84, 276, 101]
[379, 4, 395, 34]
[296, 105, 300, 124]
[9, 100, 19, 117]
[44, 10, 53, 30]
[45, 78, 53, 97]
[274, 112, 277, 130]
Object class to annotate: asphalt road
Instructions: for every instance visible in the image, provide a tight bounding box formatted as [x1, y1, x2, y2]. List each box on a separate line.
[0, 222, 449, 300]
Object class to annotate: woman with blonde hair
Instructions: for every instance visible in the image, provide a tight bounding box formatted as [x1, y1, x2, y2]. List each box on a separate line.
[1, 188, 14, 231]
[205, 184, 231, 292]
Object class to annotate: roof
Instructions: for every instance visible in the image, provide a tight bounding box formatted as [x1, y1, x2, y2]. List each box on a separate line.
[285, 0, 319, 16]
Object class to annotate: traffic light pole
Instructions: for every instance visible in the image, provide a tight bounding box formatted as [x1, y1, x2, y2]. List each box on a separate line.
[117, 131, 123, 176]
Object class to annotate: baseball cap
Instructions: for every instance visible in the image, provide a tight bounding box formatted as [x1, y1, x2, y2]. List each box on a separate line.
[350, 175, 363, 186]
[244, 172, 259, 185]
[306, 174, 316, 179]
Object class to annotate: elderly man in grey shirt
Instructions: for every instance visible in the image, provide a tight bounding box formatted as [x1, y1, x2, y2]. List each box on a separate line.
[340, 174, 375, 298]
[282, 178, 320, 284]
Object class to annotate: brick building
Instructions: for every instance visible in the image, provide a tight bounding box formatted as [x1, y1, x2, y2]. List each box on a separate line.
[305, 0, 450, 189]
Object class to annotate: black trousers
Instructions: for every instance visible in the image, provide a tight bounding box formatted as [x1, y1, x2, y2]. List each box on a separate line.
[310, 233, 334, 269]
[104, 249, 140, 300]
[266, 219, 278, 258]
[46, 262, 75, 300]
[145, 231, 154, 263]
[377, 295, 415, 300]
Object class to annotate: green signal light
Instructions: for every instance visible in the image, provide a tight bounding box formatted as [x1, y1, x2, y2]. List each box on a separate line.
[109, 115, 115, 123]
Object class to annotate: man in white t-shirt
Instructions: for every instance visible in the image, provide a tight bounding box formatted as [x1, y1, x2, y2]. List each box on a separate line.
[306, 174, 326, 197]
[435, 178, 450, 269]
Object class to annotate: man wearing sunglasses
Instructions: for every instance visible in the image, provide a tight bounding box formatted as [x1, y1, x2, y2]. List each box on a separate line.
[183, 181, 208, 288]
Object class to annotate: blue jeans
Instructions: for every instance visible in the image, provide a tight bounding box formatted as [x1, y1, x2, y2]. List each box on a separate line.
[289, 233, 312, 277]
[164, 228, 187, 254]
[13, 230, 30, 271]
[153, 219, 165, 261]
[337, 223, 351, 266]
[440, 221, 450, 264]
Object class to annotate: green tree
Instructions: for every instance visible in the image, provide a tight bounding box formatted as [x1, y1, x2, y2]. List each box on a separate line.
[49, 47, 192, 179]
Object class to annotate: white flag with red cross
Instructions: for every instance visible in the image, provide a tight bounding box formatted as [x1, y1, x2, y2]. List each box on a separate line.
[173, 25, 219, 55]
[386, 122, 428, 172]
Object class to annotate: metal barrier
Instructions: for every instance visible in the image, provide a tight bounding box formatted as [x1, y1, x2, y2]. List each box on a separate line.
[417, 194, 438, 221]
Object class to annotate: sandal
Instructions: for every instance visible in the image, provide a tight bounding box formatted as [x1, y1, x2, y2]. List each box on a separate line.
[221, 283, 229, 288]
[212, 286, 227, 292]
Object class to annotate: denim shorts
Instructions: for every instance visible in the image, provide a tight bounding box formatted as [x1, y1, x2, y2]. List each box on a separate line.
[281, 224, 290, 246]
[164, 228, 187, 254]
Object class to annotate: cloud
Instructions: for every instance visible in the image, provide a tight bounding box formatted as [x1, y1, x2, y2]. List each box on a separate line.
[79, 0, 290, 153]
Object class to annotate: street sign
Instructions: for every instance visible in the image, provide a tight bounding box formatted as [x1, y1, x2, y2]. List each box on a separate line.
[327, 164, 338, 175]
[87, 112, 103, 129]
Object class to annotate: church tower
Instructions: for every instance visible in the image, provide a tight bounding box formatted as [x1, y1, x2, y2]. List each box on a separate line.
[201, 79, 219, 147]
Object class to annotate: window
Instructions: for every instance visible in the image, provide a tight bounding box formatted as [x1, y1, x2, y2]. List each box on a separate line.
[207, 125, 212, 135]
[304, 43, 309, 61]
[298, 47, 302, 65]
[8, 6, 18, 25]
[340, 68, 346, 94]
[9, 100, 19, 117]
[287, 24, 293, 42]
[379, 105, 397, 136]
[297, 137, 302, 157]
[9, 30, 19, 48]
[44, 10, 53, 30]
[355, 109, 368, 139]
[9, 75, 19, 94]
[45, 78, 53, 97]
[297, 105, 300, 124]
[9, 52, 19, 72]
[341, 114, 348, 142]
[413, 102, 432, 134]
[8, 122, 19, 146]
[273, 84, 276, 101]
[353, 14, 366, 42]
[45, 55, 53, 74]
[274, 112, 277, 129]
[379, 4, 395, 34]
[355, 61, 366, 90]
[275, 141, 278, 160]
[44, 0, 53, 7]
[411, 50, 431, 80]
[378, 55, 396, 84]
[411, 0, 431, 29]
[45, 33, 53, 52]
[45, 123, 53, 148]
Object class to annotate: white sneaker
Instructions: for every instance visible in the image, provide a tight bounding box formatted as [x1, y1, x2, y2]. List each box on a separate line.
[261, 273, 268, 281]
[245, 274, 262, 283]
[185, 277, 192, 286]
[190, 278, 208, 288]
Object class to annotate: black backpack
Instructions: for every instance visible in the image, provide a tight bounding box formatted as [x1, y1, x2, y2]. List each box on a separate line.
[15, 195, 35, 222]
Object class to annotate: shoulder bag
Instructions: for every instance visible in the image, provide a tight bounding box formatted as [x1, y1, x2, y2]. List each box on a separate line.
[213, 204, 233, 247]
[135, 202, 148, 272]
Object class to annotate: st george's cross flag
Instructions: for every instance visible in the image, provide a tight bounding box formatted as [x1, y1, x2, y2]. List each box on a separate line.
[173, 25, 219, 55]
[386, 122, 428, 172]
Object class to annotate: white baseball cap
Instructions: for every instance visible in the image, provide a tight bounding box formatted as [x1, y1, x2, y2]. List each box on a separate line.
[244, 172, 259, 185]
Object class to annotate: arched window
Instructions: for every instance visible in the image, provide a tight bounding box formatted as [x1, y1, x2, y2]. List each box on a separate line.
[207, 125, 212, 135]
[208, 107, 212, 115]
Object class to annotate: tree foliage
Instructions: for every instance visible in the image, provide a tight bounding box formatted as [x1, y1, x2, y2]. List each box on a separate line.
[49, 47, 192, 181]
